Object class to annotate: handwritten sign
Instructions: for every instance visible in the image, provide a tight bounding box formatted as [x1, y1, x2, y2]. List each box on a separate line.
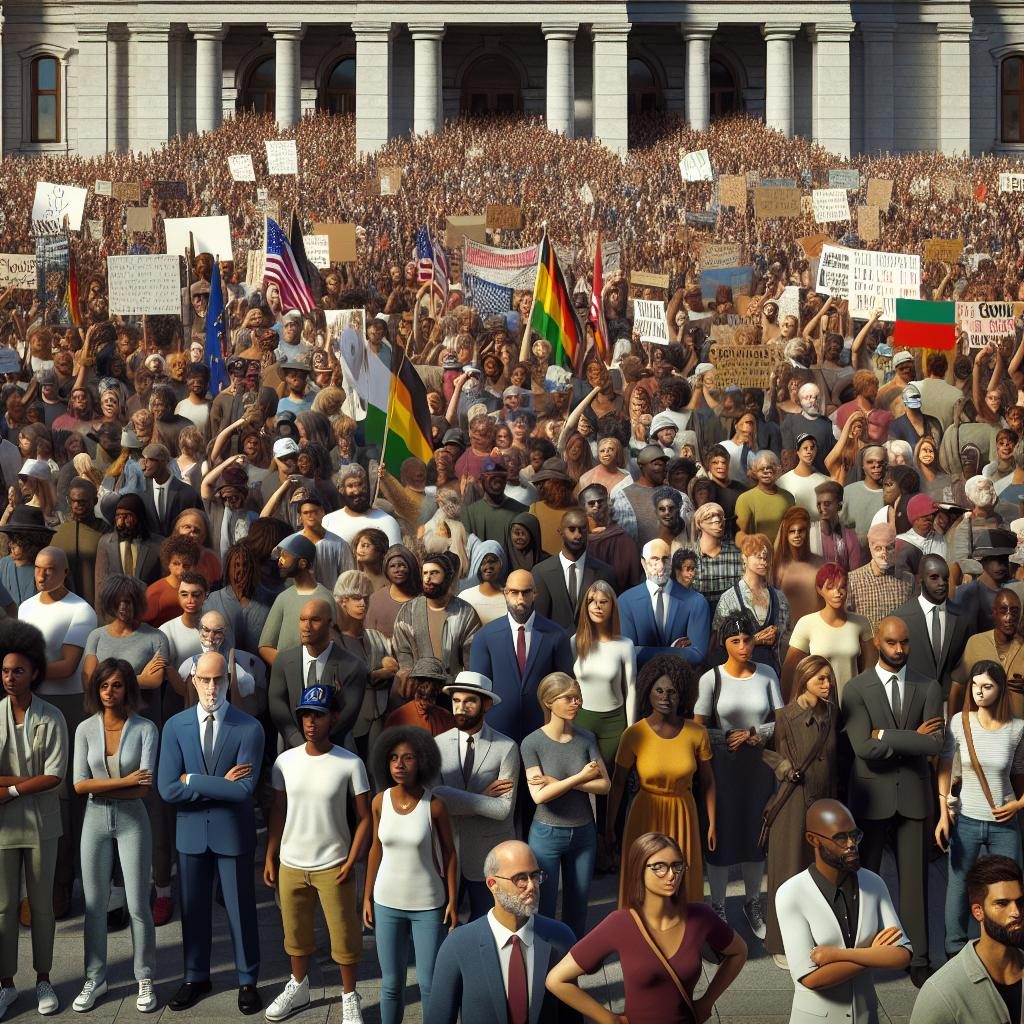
[849, 250, 921, 322]
[486, 205, 524, 231]
[866, 178, 893, 210]
[680, 150, 713, 182]
[812, 189, 852, 224]
[701, 243, 743, 271]
[858, 206, 880, 242]
[709, 343, 786, 388]
[303, 235, 330, 269]
[31, 182, 88, 234]
[923, 239, 964, 264]
[379, 167, 402, 196]
[816, 245, 851, 297]
[265, 140, 298, 175]
[228, 155, 256, 182]
[630, 271, 670, 291]
[718, 175, 748, 208]
[312, 223, 357, 263]
[999, 173, 1024, 194]
[754, 187, 801, 220]
[0, 254, 36, 289]
[829, 168, 861, 191]
[164, 216, 232, 260]
[957, 302, 1024, 349]
[634, 299, 669, 344]
[110, 182, 141, 203]
[94, 180, 112, 197]
[106, 255, 182, 316]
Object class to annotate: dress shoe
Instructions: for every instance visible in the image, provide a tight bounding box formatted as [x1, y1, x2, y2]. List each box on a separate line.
[237, 985, 262, 1015]
[168, 981, 212, 1011]
[908, 964, 934, 989]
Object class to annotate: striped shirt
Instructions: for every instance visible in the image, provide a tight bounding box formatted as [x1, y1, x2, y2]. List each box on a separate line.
[943, 714, 1024, 822]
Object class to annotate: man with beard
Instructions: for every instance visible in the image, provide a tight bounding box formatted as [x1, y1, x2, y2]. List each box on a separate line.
[427, 840, 578, 1024]
[846, 524, 915, 635]
[776, 799, 910, 1023]
[321, 464, 401, 547]
[95, 492, 163, 589]
[258, 536, 335, 666]
[781, 382, 836, 475]
[433, 672, 518, 921]
[842, 617, 944, 987]
[579, 483, 641, 591]
[464, 457, 527, 544]
[178, 611, 266, 719]
[911, 855, 1024, 1023]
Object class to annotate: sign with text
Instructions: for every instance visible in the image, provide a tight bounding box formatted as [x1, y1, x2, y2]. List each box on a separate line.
[302, 234, 330, 269]
[718, 175, 748, 208]
[812, 188, 852, 223]
[486, 205, 524, 231]
[634, 299, 669, 344]
[849, 250, 921, 321]
[110, 182, 141, 203]
[815, 245, 851, 297]
[680, 149, 713, 182]
[858, 205, 880, 242]
[957, 302, 1024, 349]
[753, 186, 801, 220]
[379, 167, 402, 196]
[630, 271, 670, 291]
[312, 223, 357, 263]
[94, 180, 112, 197]
[866, 178, 894, 210]
[164, 215, 232, 260]
[31, 182, 88, 234]
[701, 243, 743, 270]
[999, 173, 1024, 193]
[0, 254, 36, 289]
[228, 155, 256, 182]
[106, 255, 182, 315]
[829, 168, 861, 191]
[923, 238, 964, 264]
[709, 342, 786, 388]
[760, 177, 797, 189]
[264, 140, 298, 175]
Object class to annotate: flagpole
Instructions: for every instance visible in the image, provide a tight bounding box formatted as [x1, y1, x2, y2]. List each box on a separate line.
[374, 336, 409, 506]
[519, 225, 545, 365]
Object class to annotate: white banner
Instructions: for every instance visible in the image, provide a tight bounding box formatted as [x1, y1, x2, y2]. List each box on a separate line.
[303, 235, 330, 269]
[679, 150, 713, 182]
[0, 254, 36, 289]
[228, 155, 256, 182]
[849, 250, 920, 322]
[999, 173, 1024, 194]
[106, 255, 182, 316]
[635, 299, 669, 344]
[812, 188, 852, 224]
[957, 301, 1022, 349]
[265, 140, 298, 175]
[32, 182, 88, 234]
[163, 216, 232, 260]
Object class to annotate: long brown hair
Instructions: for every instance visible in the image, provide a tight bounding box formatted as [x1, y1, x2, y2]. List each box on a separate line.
[623, 832, 687, 913]
[574, 580, 621, 661]
[964, 660, 1012, 723]
[773, 506, 812, 580]
[789, 655, 835, 704]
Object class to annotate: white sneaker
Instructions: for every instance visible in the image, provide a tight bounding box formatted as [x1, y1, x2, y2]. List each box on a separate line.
[36, 982, 59, 1016]
[137, 980, 157, 1013]
[73, 980, 107, 1012]
[744, 897, 767, 940]
[341, 991, 363, 1023]
[265, 977, 309, 1022]
[773, 953, 790, 970]
[0, 986, 18, 1021]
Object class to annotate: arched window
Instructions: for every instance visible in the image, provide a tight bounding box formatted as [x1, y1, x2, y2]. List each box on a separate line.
[628, 58, 662, 116]
[31, 56, 60, 143]
[239, 57, 275, 114]
[709, 59, 740, 119]
[323, 58, 356, 114]
[1002, 56, 1024, 143]
[461, 56, 521, 115]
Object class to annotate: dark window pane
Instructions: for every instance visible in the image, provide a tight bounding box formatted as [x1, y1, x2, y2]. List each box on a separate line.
[36, 97, 57, 140]
[1004, 58, 1022, 91]
[628, 59, 654, 90]
[709, 60, 733, 88]
[36, 57, 57, 91]
[1006, 94, 1021, 142]
[329, 58, 355, 90]
[249, 59, 274, 88]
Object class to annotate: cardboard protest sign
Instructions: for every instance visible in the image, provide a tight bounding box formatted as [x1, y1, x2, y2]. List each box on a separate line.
[923, 239, 964, 264]
[866, 178, 893, 210]
[126, 207, 154, 234]
[700, 266, 753, 302]
[106, 254, 182, 316]
[815, 245, 851, 297]
[812, 189, 852, 224]
[246, 250, 266, 289]
[312, 223, 357, 262]
[858, 206, 880, 242]
[94, 180, 112, 198]
[445, 216, 488, 249]
[754, 187, 801, 220]
[708, 342, 786, 388]
[848, 250, 921, 322]
[31, 182, 88, 234]
[486, 205, 524, 231]
[164, 216, 232, 260]
[379, 167, 402, 196]
[630, 271, 670, 291]
[829, 169, 861, 191]
[679, 150, 713, 182]
[956, 302, 1024, 349]
[0, 254, 36, 289]
[110, 182, 141, 203]
[634, 299, 669, 344]
[228, 155, 256, 182]
[701, 243, 743, 270]
[303, 235, 331, 269]
[146, 180, 187, 201]
[798, 234, 832, 259]
[578, 183, 595, 205]
[909, 177, 930, 200]
[718, 175, 748, 209]
[264, 140, 298, 175]
[999, 173, 1024, 194]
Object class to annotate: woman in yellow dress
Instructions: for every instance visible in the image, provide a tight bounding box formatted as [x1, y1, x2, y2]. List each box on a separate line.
[605, 655, 716, 906]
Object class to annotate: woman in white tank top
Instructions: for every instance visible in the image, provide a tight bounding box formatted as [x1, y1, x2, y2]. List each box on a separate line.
[364, 726, 458, 1024]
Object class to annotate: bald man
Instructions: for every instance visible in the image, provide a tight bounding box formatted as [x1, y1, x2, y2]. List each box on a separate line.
[841, 616, 944, 988]
[158, 651, 265, 1013]
[776, 799, 911, 1023]
[469, 569, 574, 742]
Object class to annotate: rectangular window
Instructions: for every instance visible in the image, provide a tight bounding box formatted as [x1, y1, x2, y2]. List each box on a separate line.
[31, 57, 61, 143]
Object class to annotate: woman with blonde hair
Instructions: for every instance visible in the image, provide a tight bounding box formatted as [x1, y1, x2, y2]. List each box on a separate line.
[16, 461, 60, 527]
[310, 385, 345, 418]
[72, 452, 104, 490]
[173, 426, 205, 492]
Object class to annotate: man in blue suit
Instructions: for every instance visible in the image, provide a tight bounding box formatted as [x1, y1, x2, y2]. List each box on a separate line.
[158, 651, 265, 1015]
[618, 539, 711, 668]
[469, 569, 574, 743]
[426, 840, 580, 1024]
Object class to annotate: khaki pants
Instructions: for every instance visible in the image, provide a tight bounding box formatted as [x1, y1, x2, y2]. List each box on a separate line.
[0, 840, 59, 977]
[278, 864, 362, 965]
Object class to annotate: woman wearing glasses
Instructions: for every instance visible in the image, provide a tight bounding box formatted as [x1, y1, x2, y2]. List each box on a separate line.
[546, 832, 747, 1024]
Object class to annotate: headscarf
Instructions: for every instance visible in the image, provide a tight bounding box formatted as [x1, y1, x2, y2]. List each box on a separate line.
[692, 501, 725, 539]
[504, 511, 547, 571]
[461, 539, 506, 593]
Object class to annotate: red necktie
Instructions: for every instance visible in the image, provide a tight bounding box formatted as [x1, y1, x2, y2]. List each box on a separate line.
[507, 935, 528, 1024]
[516, 626, 527, 676]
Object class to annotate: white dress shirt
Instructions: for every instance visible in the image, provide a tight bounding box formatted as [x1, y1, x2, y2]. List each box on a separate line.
[917, 595, 946, 653]
[301, 641, 334, 686]
[151, 478, 170, 522]
[506, 612, 535, 660]
[558, 552, 586, 600]
[874, 664, 907, 743]
[457, 725, 484, 772]
[646, 577, 670, 624]
[185, 700, 230, 783]
[487, 909, 536, 1005]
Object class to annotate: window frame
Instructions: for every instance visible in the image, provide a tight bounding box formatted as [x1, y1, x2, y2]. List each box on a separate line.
[30, 55, 61, 144]
[1001, 55, 1024, 144]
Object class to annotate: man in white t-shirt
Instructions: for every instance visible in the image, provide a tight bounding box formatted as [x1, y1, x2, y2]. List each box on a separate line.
[264, 685, 371, 1024]
[321, 464, 401, 546]
[18, 545, 97, 916]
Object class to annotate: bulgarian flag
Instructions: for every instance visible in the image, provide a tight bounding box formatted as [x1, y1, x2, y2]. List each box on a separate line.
[893, 299, 957, 350]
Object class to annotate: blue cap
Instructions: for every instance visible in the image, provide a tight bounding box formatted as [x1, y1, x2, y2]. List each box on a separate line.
[295, 684, 333, 714]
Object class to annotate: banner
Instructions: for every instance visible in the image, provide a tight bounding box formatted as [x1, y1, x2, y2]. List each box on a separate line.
[106, 254, 182, 315]
[0, 254, 36, 289]
[680, 150, 713, 182]
[264, 140, 298, 175]
[815, 245, 851, 297]
[753, 187, 801, 219]
[110, 182, 141, 203]
[701, 243, 743, 270]
[849, 250, 921, 322]
[634, 299, 669, 344]
[999, 173, 1024, 194]
[812, 188, 852, 223]
[32, 182, 88, 234]
[463, 237, 538, 289]
[957, 301, 1024, 349]
[228, 155, 256, 182]
[164, 216, 232, 260]
[828, 168, 860, 191]
[146, 180, 187, 201]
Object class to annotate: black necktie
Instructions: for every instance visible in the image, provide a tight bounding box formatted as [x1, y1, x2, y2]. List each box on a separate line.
[462, 734, 475, 785]
[889, 675, 902, 724]
[931, 606, 942, 663]
[567, 562, 578, 610]
[156, 485, 166, 529]
[203, 714, 215, 772]
[306, 658, 317, 688]
[656, 586, 666, 638]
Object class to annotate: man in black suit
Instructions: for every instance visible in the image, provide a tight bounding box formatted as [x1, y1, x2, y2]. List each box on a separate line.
[140, 442, 202, 536]
[267, 597, 367, 749]
[94, 492, 164, 589]
[841, 615, 944, 988]
[532, 510, 615, 632]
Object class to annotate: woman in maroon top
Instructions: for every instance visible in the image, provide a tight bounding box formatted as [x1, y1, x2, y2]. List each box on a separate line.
[546, 832, 747, 1024]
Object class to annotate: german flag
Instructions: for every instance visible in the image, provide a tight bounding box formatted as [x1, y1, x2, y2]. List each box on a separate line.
[894, 299, 956, 350]
[383, 352, 434, 469]
[530, 233, 582, 371]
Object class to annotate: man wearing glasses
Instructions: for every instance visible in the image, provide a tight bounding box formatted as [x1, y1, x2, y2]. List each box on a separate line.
[427, 840, 577, 1024]
[777, 799, 911, 1024]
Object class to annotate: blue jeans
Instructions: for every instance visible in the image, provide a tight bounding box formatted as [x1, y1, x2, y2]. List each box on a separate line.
[373, 902, 445, 1024]
[945, 812, 1022, 956]
[528, 820, 597, 941]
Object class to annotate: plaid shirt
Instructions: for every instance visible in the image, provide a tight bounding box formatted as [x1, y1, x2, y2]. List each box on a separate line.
[694, 542, 745, 611]
[846, 563, 915, 633]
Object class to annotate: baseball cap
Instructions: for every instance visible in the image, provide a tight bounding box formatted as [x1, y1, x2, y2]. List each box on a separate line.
[273, 437, 300, 459]
[273, 533, 317, 565]
[282, 310, 303, 324]
[906, 494, 939, 521]
[794, 432, 816, 447]
[442, 428, 466, 450]
[38, 369, 58, 386]
[190, 281, 211, 297]
[902, 384, 922, 409]
[649, 412, 679, 436]
[502, 385, 530, 399]
[295, 684, 334, 715]
[462, 363, 482, 377]
[893, 351, 914, 368]
[637, 444, 670, 466]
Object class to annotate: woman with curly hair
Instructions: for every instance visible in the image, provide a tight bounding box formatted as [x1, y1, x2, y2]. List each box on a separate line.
[141, 535, 201, 627]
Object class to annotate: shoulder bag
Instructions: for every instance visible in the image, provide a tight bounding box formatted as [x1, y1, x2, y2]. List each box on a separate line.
[628, 908, 696, 1020]
[961, 709, 997, 810]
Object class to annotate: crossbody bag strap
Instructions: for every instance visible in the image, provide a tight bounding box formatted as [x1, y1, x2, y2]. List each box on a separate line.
[961, 709, 997, 810]
[761, 706, 833, 839]
[628, 909, 696, 1017]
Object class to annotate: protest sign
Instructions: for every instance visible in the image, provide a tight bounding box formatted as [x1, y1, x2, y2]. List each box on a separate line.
[126, 207, 154, 234]
[866, 178, 894, 210]
[858, 206, 880, 242]
[812, 189, 852, 223]
[956, 302, 1024, 349]
[753, 187, 801, 220]
[147, 180, 187, 201]
[630, 271, 670, 291]
[923, 238, 964, 264]
[246, 250, 266, 289]
[709, 324, 736, 344]
[701, 243, 743, 270]
[601, 240, 621, 274]
[709, 342, 786, 388]
[578, 183, 595, 205]
[934, 177, 958, 202]
[999, 173, 1024, 193]
[634, 299, 669, 344]
[312, 223, 357, 262]
[0, 350, 19, 374]
[106, 254, 182, 316]
[94, 180, 112, 197]
[760, 177, 797, 189]
[35, 236, 70, 324]
[849, 250, 920, 321]
[909, 177, 930, 200]
[31, 182, 88, 234]
[164, 216, 232, 260]
[86, 220, 102, 242]
[110, 182, 141, 203]
[379, 167, 402, 196]
[680, 150, 713, 182]
[744, 170, 760, 188]
[228, 155, 256, 182]
[486, 205, 524, 231]
[718, 175, 748, 208]
[303, 234, 330, 269]
[0, 254, 36, 289]
[815, 245, 851, 297]
[265, 140, 298, 175]
[445, 216, 488, 248]
[829, 168, 861, 191]
[798, 234, 832, 259]
[778, 286, 801, 322]
[700, 266, 753, 302]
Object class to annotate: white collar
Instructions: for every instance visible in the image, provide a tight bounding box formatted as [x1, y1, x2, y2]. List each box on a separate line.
[195, 700, 228, 725]
[558, 551, 585, 572]
[874, 665, 907, 686]
[487, 909, 536, 949]
[508, 611, 535, 633]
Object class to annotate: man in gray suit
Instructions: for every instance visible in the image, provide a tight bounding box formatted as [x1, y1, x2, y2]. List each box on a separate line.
[433, 671, 519, 921]
[841, 616, 944, 988]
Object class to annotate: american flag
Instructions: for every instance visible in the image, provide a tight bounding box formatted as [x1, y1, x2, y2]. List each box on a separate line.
[464, 273, 513, 316]
[431, 235, 449, 310]
[416, 226, 434, 283]
[265, 217, 315, 313]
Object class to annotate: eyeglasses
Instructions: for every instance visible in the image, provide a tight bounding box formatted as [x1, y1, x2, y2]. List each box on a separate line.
[493, 870, 546, 891]
[555, 694, 583, 705]
[808, 829, 864, 848]
[646, 861, 687, 878]
[199, 626, 225, 636]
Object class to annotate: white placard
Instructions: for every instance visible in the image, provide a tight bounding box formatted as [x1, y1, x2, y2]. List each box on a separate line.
[94, 180, 112, 197]
[812, 188, 852, 224]
[635, 299, 669, 344]
[265, 140, 298, 175]
[999, 173, 1024, 194]
[679, 150, 714, 182]
[909, 177, 931, 200]
[848, 250, 920, 322]
[32, 182, 88, 234]
[86, 220, 103, 241]
[0, 254, 36, 289]
[163, 216, 232, 261]
[228, 155, 256, 182]
[957, 302, 1021, 348]
[106, 255, 182, 316]
[815, 245, 851, 297]
[303, 235, 330, 269]
[778, 285, 801, 321]
[578, 183, 595, 205]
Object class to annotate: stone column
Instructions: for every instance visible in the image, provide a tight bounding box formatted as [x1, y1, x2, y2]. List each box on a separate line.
[190, 24, 226, 134]
[763, 24, 798, 137]
[354, 22, 393, 155]
[411, 24, 444, 135]
[76, 25, 109, 156]
[684, 28, 714, 131]
[938, 22, 972, 155]
[543, 24, 577, 136]
[861, 24, 895, 153]
[811, 22, 854, 157]
[107, 26, 128, 151]
[127, 22, 172, 151]
[268, 23, 304, 128]
[592, 23, 631, 155]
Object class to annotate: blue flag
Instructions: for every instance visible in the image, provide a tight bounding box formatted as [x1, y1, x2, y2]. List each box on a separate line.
[464, 273, 513, 316]
[204, 262, 227, 395]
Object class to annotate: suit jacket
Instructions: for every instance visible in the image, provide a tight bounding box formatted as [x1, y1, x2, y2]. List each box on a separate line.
[426, 913, 580, 1024]
[141, 475, 202, 536]
[892, 596, 973, 698]
[95, 532, 164, 588]
[157, 703, 264, 856]
[841, 667, 944, 821]
[469, 614, 574, 742]
[432, 724, 519, 881]
[617, 579, 710, 668]
[267, 642, 368, 749]
[777, 867, 910, 1024]
[532, 552, 615, 632]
